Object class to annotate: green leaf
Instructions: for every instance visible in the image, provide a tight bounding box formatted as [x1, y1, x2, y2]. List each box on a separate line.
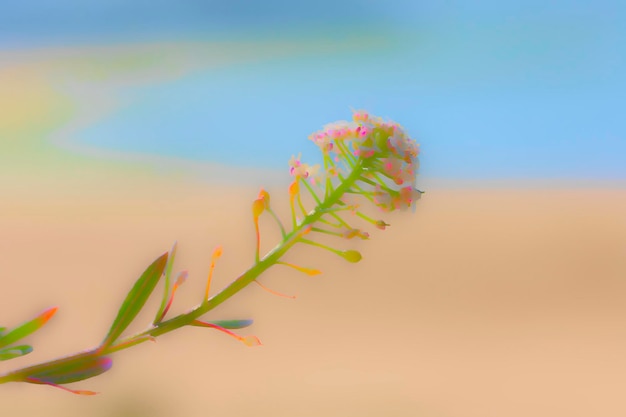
[153, 241, 178, 325]
[206, 319, 253, 329]
[26, 355, 112, 385]
[0, 307, 57, 349]
[101, 252, 168, 348]
[0, 327, 6, 337]
[0, 345, 33, 361]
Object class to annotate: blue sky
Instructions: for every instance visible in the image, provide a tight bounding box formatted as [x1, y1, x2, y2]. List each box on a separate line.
[2, 0, 622, 43]
[2, 1, 625, 182]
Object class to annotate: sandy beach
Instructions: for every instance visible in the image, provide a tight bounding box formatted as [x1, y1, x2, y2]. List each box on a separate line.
[1, 166, 625, 417]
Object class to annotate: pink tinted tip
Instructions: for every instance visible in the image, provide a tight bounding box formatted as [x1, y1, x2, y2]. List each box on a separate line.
[96, 356, 114, 373]
[259, 190, 271, 208]
[176, 270, 188, 285]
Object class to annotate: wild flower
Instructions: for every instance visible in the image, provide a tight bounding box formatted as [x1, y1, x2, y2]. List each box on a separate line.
[288, 154, 319, 179]
[0, 111, 422, 395]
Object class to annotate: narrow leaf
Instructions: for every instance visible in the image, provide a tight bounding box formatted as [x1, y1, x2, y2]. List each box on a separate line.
[26, 355, 112, 385]
[206, 319, 254, 329]
[101, 252, 168, 348]
[0, 307, 58, 349]
[0, 345, 33, 361]
[153, 241, 177, 325]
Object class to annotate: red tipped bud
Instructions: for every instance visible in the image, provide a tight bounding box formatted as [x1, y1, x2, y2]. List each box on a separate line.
[257, 188, 271, 209]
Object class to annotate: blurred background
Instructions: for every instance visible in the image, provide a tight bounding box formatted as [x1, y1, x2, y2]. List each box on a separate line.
[1, 0, 624, 183]
[1, 1, 625, 417]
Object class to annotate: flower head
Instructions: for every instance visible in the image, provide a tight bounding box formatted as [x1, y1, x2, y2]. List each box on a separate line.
[308, 110, 421, 212]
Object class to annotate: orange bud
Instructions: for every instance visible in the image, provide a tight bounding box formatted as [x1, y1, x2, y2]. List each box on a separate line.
[252, 198, 265, 218]
[288, 180, 299, 197]
[257, 188, 271, 209]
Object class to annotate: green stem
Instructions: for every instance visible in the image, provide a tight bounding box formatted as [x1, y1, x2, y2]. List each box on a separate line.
[0, 159, 367, 387]
[302, 178, 322, 206]
[267, 208, 287, 239]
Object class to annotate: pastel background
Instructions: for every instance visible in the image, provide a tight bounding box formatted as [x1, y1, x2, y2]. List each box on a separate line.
[1, 1, 625, 416]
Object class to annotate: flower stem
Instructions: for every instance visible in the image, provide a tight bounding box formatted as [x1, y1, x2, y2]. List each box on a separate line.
[0, 159, 367, 386]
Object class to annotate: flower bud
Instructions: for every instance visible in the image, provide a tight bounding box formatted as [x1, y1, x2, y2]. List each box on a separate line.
[339, 250, 362, 263]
